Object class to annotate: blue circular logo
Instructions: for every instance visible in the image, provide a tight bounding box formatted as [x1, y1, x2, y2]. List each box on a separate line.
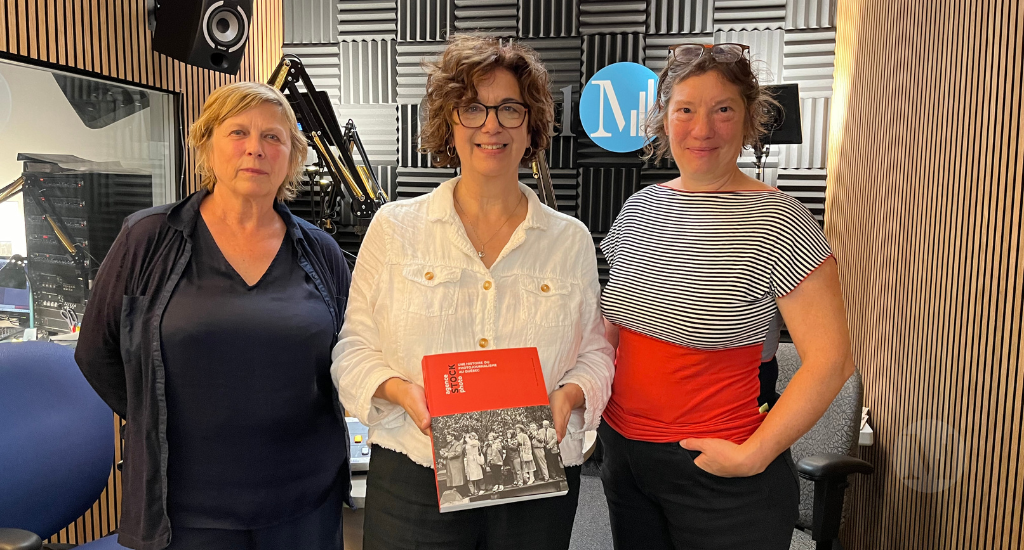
[579, 62, 659, 153]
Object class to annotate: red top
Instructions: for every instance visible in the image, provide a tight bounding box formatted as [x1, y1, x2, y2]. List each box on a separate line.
[602, 327, 765, 444]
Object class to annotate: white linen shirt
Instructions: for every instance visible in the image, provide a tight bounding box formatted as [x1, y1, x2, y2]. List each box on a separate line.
[331, 176, 615, 468]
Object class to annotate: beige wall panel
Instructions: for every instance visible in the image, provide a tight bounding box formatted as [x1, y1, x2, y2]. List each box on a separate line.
[827, 0, 1023, 548]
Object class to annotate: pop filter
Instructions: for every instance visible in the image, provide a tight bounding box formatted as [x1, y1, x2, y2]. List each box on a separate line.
[753, 83, 802, 181]
[761, 84, 802, 145]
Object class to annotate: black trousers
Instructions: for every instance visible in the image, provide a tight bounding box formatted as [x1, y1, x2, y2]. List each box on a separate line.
[364, 445, 581, 550]
[163, 486, 343, 550]
[598, 422, 798, 550]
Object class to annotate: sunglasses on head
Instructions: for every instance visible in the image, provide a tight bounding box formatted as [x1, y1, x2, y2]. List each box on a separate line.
[667, 43, 750, 64]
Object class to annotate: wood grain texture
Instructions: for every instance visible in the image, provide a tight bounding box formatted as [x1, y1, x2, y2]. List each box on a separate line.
[828, 0, 1023, 548]
[0, 0, 283, 543]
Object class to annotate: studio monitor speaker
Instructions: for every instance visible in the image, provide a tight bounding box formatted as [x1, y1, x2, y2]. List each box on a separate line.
[152, 0, 252, 75]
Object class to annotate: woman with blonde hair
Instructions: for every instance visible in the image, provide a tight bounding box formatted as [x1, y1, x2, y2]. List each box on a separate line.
[77, 81, 351, 550]
[332, 33, 615, 549]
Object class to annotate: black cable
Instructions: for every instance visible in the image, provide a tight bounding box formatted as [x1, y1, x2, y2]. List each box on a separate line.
[176, 93, 187, 199]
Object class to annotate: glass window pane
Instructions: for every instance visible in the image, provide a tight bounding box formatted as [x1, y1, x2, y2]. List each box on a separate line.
[0, 58, 177, 334]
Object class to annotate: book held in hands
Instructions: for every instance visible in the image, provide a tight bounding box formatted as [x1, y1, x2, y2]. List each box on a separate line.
[422, 347, 569, 513]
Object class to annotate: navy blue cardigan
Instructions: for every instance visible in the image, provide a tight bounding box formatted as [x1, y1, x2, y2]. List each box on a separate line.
[75, 190, 352, 550]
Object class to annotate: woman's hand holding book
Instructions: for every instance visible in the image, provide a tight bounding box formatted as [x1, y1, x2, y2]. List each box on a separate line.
[549, 383, 585, 443]
[375, 377, 433, 437]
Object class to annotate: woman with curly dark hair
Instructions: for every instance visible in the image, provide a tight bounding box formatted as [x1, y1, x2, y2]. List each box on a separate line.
[597, 44, 856, 549]
[332, 34, 614, 550]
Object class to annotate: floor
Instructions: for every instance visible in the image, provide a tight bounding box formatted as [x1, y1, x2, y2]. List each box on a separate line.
[569, 472, 614, 550]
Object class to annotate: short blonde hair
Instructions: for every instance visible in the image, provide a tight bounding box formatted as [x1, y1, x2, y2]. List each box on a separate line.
[188, 82, 308, 201]
[420, 34, 554, 168]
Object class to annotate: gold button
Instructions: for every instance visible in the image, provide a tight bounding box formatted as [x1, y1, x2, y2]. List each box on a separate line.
[483, 281, 492, 290]
[479, 338, 489, 348]
[540, 284, 550, 293]
[424, 272, 434, 280]
[354, 435, 363, 443]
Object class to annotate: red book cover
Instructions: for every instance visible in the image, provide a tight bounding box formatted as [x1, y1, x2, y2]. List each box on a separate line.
[422, 347, 569, 512]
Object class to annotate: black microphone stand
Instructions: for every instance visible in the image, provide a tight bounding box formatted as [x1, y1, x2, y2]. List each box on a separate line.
[753, 140, 772, 183]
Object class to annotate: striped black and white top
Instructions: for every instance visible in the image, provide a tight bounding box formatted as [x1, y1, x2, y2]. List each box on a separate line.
[599, 185, 832, 351]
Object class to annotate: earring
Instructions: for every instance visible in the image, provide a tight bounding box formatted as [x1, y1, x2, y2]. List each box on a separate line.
[523, 146, 534, 159]
[446, 144, 456, 158]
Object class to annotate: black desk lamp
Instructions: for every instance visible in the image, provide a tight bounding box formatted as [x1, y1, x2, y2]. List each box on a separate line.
[754, 83, 804, 182]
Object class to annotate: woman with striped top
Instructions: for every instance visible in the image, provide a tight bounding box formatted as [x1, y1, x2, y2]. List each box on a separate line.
[597, 44, 855, 549]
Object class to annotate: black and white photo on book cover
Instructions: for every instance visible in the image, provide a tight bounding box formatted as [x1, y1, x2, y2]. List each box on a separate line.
[430, 405, 569, 512]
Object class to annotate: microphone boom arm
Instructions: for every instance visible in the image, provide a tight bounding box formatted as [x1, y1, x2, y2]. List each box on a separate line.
[268, 55, 388, 229]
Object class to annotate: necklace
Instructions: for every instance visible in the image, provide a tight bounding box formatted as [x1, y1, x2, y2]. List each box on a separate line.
[453, 186, 525, 259]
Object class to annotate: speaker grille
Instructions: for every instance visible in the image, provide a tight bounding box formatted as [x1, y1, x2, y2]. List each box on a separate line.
[202, 2, 250, 53]
[209, 8, 243, 46]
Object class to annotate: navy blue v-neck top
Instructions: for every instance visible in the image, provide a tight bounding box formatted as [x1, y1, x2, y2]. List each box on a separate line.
[161, 215, 345, 529]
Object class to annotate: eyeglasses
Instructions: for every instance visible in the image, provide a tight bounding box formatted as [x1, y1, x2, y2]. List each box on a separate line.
[668, 43, 750, 64]
[455, 102, 529, 129]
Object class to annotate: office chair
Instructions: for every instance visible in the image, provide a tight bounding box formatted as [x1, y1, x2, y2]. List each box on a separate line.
[775, 343, 873, 550]
[0, 341, 126, 550]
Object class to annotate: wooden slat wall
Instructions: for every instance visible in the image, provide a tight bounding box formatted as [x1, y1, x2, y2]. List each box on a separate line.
[827, 0, 1022, 548]
[0, 0, 283, 543]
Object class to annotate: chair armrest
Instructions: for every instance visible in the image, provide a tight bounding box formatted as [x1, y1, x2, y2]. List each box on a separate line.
[796, 453, 874, 481]
[0, 528, 42, 550]
[795, 453, 873, 549]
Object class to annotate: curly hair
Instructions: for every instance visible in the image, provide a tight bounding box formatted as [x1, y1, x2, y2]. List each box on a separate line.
[420, 34, 554, 168]
[643, 49, 779, 163]
[188, 82, 308, 201]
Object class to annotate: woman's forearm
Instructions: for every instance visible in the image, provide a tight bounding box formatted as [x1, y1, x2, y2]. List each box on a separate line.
[743, 257, 856, 470]
[742, 354, 854, 470]
[374, 376, 410, 404]
[373, 376, 432, 434]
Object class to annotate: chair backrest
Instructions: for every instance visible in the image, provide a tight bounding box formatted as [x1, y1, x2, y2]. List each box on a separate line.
[0, 341, 114, 539]
[775, 342, 863, 529]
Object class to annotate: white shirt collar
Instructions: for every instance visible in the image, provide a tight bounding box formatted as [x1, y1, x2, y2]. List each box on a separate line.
[426, 175, 549, 231]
